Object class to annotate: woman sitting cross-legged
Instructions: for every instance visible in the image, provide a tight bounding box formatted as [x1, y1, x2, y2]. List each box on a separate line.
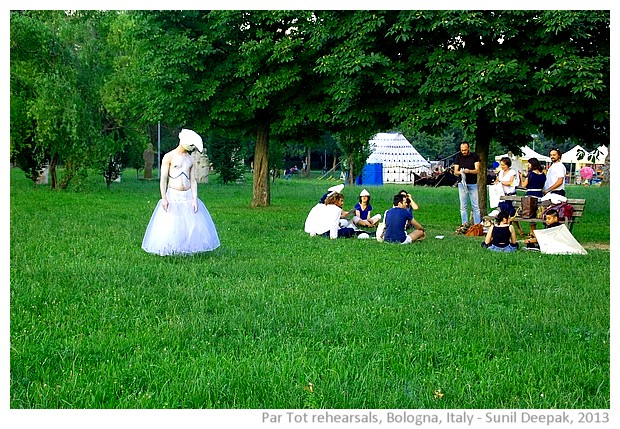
[481, 211, 518, 252]
[352, 189, 382, 228]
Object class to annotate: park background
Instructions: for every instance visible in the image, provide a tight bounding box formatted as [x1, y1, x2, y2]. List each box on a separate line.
[9, 8, 610, 412]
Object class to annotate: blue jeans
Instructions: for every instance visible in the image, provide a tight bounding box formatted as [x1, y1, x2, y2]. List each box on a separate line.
[458, 183, 481, 224]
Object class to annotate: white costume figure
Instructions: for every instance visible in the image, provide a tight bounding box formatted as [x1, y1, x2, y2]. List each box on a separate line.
[142, 129, 220, 255]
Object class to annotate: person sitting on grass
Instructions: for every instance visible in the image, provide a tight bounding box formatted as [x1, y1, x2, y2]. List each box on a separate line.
[352, 189, 381, 228]
[318, 184, 355, 222]
[481, 211, 518, 252]
[304, 192, 355, 239]
[524, 209, 562, 251]
[383, 193, 426, 244]
[398, 189, 419, 230]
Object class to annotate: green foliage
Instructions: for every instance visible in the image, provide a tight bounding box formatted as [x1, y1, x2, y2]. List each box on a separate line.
[102, 152, 123, 189]
[332, 132, 373, 183]
[207, 133, 246, 184]
[10, 11, 140, 189]
[399, 125, 464, 161]
[11, 10, 609, 203]
[391, 10, 609, 150]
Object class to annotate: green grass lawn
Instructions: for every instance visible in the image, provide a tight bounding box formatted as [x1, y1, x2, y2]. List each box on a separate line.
[10, 167, 610, 409]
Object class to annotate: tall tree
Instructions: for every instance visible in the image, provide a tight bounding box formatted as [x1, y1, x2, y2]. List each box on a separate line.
[388, 10, 609, 213]
[10, 11, 137, 189]
[128, 11, 327, 206]
[310, 11, 405, 182]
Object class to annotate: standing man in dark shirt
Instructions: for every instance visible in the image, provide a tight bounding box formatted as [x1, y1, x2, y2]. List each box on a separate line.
[453, 142, 481, 225]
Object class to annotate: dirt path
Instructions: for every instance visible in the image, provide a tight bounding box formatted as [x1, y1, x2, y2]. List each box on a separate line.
[582, 243, 610, 251]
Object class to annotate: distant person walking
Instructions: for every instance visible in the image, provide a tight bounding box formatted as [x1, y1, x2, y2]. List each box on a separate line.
[453, 142, 481, 225]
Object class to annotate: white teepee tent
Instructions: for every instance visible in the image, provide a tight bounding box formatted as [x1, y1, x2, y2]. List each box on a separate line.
[366, 133, 431, 184]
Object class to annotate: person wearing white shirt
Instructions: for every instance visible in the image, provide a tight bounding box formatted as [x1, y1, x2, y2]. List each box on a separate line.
[543, 148, 567, 197]
[496, 157, 518, 195]
[495, 156, 523, 235]
[304, 192, 355, 239]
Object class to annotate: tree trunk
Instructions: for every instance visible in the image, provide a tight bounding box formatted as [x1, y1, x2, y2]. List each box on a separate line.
[252, 121, 271, 207]
[49, 154, 58, 190]
[305, 146, 311, 178]
[602, 147, 610, 185]
[59, 164, 74, 189]
[348, 153, 354, 185]
[475, 111, 494, 218]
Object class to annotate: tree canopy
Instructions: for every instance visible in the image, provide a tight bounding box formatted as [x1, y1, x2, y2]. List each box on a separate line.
[11, 10, 609, 206]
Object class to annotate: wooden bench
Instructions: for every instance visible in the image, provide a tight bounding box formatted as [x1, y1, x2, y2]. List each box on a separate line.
[488, 195, 587, 232]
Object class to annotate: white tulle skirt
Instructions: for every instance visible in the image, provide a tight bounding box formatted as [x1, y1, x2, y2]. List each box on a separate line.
[142, 188, 220, 256]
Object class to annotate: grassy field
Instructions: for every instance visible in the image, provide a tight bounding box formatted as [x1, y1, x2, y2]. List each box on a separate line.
[9, 167, 610, 409]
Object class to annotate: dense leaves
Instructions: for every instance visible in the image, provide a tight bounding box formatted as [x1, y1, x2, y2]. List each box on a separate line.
[10, 11, 146, 189]
[11, 10, 609, 203]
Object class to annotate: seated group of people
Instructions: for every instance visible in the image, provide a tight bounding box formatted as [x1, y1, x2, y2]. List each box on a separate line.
[305, 183, 565, 251]
[304, 185, 426, 244]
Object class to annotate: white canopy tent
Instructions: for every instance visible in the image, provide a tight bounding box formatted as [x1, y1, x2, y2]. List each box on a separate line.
[366, 132, 431, 184]
[495, 146, 551, 174]
[560, 144, 609, 184]
[594, 145, 608, 165]
[562, 145, 594, 169]
[520, 146, 552, 163]
[562, 145, 608, 166]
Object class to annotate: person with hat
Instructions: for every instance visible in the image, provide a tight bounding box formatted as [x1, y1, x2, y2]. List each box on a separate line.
[304, 192, 356, 239]
[142, 129, 220, 255]
[352, 189, 382, 228]
[317, 183, 355, 222]
[319, 183, 344, 204]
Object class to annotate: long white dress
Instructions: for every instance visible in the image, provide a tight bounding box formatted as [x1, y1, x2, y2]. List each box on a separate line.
[141, 188, 220, 256]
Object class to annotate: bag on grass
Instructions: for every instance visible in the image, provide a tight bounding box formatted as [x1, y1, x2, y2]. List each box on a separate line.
[520, 196, 538, 219]
[465, 223, 484, 236]
[456, 221, 472, 235]
[375, 210, 389, 242]
[536, 200, 552, 219]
